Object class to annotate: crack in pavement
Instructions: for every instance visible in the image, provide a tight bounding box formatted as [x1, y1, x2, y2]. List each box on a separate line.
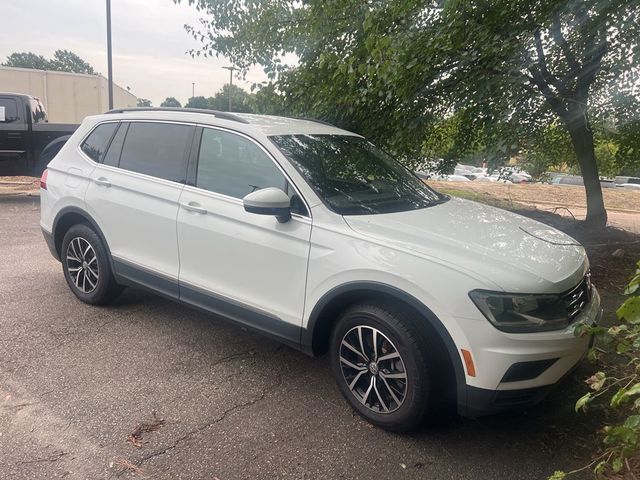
[136, 374, 283, 469]
[18, 450, 68, 464]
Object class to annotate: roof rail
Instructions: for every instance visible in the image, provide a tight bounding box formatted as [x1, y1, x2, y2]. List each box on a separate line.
[105, 107, 251, 124]
[294, 116, 337, 127]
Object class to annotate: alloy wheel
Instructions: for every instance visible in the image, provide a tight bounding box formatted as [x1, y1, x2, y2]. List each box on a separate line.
[65, 237, 99, 294]
[339, 325, 408, 413]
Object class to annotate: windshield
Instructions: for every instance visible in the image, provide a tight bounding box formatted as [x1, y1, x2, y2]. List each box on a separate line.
[270, 134, 445, 215]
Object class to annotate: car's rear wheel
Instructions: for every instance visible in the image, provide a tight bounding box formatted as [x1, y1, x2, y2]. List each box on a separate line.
[61, 224, 122, 305]
[330, 303, 433, 432]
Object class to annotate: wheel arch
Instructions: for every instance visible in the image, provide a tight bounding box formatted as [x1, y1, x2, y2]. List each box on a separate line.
[52, 207, 113, 268]
[302, 281, 466, 405]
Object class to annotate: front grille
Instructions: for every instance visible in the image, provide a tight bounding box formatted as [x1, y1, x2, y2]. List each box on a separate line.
[562, 271, 593, 321]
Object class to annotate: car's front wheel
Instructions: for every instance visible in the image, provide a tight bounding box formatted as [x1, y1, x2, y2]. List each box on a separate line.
[330, 303, 433, 432]
[61, 224, 122, 305]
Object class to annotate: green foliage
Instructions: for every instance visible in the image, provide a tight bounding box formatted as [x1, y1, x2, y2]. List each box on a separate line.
[559, 261, 640, 478]
[160, 97, 182, 108]
[136, 98, 152, 108]
[48, 50, 95, 75]
[3, 50, 95, 74]
[247, 84, 288, 115]
[614, 119, 640, 177]
[178, 0, 640, 225]
[206, 84, 254, 112]
[3, 52, 50, 70]
[185, 96, 209, 109]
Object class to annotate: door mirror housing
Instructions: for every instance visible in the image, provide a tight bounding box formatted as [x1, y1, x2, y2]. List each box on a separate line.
[243, 187, 291, 223]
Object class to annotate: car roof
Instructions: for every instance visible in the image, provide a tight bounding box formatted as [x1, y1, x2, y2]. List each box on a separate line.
[101, 108, 360, 137]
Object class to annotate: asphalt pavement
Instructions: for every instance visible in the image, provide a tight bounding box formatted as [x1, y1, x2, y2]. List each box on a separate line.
[0, 196, 596, 479]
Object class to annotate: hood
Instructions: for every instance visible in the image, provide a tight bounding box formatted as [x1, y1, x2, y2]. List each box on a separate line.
[343, 197, 587, 293]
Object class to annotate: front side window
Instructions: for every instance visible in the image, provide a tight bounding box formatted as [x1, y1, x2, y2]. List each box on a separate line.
[80, 122, 118, 162]
[270, 134, 445, 215]
[0, 98, 18, 123]
[119, 122, 193, 182]
[196, 128, 288, 199]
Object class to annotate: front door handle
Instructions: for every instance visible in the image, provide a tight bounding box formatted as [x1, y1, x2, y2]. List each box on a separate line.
[93, 177, 111, 187]
[180, 201, 207, 214]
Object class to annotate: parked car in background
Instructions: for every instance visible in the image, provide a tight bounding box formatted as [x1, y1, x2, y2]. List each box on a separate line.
[474, 176, 497, 183]
[41, 108, 601, 431]
[551, 174, 618, 188]
[614, 176, 640, 190]
[0, 93, 78, 176]
[617, 183, 640, 191]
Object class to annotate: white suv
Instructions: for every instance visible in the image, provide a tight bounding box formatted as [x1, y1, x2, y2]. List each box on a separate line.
[40, 108, 601, 431]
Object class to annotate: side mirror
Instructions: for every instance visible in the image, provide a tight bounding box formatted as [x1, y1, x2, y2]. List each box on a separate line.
[243, 187, 291, 223]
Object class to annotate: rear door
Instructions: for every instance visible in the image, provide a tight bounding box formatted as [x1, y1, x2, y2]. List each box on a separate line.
[176, 126, 312, 344]
[84, 120, 195, 297]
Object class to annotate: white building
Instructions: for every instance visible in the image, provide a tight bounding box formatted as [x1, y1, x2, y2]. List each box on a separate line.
[0, 66, 137, 123]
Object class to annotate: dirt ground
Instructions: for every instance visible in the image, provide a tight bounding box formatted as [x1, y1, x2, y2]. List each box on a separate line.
[0, 176, 40, 195]
[429, 180, 640, 234]
[428, 180, 640, 212]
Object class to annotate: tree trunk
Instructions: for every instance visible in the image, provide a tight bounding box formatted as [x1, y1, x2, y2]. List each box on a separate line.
[563, 108, 607, 229]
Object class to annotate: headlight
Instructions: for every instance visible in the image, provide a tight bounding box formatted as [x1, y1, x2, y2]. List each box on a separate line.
[469, 290, 570, 333]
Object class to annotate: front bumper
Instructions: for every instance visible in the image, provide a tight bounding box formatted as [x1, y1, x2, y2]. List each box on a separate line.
[457, 287, 602, 416]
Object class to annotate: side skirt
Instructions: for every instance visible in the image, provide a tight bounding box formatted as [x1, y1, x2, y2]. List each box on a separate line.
[112, 258, 302, 351]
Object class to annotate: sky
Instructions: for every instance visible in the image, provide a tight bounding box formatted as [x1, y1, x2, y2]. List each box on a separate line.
[0, 0, 269, 106]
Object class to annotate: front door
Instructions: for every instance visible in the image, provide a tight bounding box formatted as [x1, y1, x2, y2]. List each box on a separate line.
[177, 126, 311, 345]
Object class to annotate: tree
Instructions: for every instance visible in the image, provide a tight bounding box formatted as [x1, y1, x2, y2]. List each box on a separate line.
[179, 0, 640, 228]
[137, 98, 152, 107]
[48, 50, 95, 74]
[2, 50, 96, 74]
[248, 84, 287, 115]
[207, 84, 254, 112]
[3, 52, 51, 70]
[185, 96, 209, 109]
[160, 97, 182, 108]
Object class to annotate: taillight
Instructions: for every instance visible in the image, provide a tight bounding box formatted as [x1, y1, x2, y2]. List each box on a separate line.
[40, 169, 48, 190]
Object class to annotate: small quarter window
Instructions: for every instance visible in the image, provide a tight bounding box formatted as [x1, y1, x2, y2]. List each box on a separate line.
[80, 123, 118, 162]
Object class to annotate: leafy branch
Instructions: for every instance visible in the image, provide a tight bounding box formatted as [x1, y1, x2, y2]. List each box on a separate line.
[552, 261, 640, 478]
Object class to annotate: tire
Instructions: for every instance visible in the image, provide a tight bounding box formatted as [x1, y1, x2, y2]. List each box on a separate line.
[330, 302, 434, 432]
[61, 224, 122, 305]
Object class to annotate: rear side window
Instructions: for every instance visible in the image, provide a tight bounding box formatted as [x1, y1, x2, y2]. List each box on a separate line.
[119, 122, 193, 182]
[80, 123, 118, 162]
[0, 98, 18, 123]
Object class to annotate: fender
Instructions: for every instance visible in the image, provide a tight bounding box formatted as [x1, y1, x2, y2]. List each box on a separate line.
[51, 206, 115, 272]
[301, 281, 467, 408]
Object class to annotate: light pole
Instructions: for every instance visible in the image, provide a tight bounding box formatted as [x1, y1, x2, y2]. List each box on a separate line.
[192, 82, 195, 99]
[106, 0, 113, 110]
[222, 66, 236, 111]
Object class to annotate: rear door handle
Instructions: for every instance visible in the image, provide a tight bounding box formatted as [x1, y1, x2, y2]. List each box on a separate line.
[93, 177, 111, 187]
[180, 201, 207, 214]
